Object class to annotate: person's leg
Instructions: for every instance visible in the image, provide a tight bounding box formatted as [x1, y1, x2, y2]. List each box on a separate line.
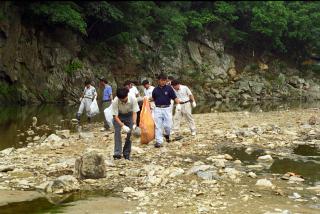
[136, 101, 143, 127]
[163, 107, 173, 137]
[85, 99, 93, 119]
[77, 99, 85, 121]
[184, 103, 196, 134]
[172, 106, 182, 134]
[154, 108, 164, 145]
[122, 113, 133, 159]
[113, 117, 122, 158]
[102, 101, 111, 129]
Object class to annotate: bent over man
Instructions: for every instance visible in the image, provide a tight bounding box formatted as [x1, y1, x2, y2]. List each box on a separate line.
[111, 87, 139, 160]
[171, 79, 197, 136]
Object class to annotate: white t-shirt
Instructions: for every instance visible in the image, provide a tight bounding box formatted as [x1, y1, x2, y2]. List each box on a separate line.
[129, 86, 140, 97]
[173, 85, 192, 102]
[83, 85, 97, 99]
[143, 86, 155, 98]
[111, 94, 140, 116]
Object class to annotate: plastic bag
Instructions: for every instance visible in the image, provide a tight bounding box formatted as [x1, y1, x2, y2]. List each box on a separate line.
[140, 97, 155, 144]
[89, 98, 99, 116]
[104, 105, 114, 128]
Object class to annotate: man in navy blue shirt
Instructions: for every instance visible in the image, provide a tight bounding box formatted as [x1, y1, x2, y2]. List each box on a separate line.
[152, 73, 181, 148]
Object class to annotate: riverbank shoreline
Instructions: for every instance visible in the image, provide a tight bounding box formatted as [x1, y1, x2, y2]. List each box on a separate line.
[1, 109, 320, 213]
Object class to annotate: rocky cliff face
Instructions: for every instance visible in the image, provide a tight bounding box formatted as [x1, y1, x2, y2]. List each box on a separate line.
[1, 8, 320, 105]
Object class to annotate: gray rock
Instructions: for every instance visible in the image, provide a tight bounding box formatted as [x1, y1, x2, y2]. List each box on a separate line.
[55, 130, 70, 139]
[75, 151, 106, 179]
[79, 132, 94, 139]
[257, 155, 273, 162]
[248, 172, 257, 178]
[45, 175, 80, 194]
[0, 165, 15, 172]
[256, 179, 273, 188]
[123, 187, 135, 193]
[27, 130, 35, 136]
[197, 170, 219, 180]
[44, 134, 62, 143]
[187, 41, 202, 65]
[187, 165, 214, 175]
[0, 148, 15, 156]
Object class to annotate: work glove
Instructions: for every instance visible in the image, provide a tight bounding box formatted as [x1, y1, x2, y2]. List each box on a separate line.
[192, 101, 197, 108]
[176, 104, 181, 112]
[122, 125, 131, 133]
[132, 124, 137, 130]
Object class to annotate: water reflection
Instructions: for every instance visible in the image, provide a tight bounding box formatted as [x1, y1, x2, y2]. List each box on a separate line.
[0, 104, 105, 150]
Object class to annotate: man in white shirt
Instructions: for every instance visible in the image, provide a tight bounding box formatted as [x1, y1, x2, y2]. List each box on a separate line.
[111, 87, 140, 160]
[76, 79, 97, 123]
[142, 80, 155, 116]
[124, 80, 143, 126]
[171, 79, 197, 136]
[124, 80, 140, 98]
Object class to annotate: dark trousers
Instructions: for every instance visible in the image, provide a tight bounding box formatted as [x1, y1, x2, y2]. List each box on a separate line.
[113, 112, 133, 158]
[136, 100, 143, 127]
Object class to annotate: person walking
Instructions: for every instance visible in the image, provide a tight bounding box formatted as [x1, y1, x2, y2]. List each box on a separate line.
[152, 73, 181, 148]
[111, 87, 139, 160]
[76, 79, 97, 123]
[171, 79, 197, 136]
[99, 77, 113, 130]
[142, 79, 155, 117]
[124, 80, 140, 98]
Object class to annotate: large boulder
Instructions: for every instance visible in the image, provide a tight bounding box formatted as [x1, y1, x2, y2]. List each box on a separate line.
[75, 151, 106, 179]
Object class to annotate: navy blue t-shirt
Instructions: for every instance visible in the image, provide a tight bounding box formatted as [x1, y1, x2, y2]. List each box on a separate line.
[152, 85, 177, 106]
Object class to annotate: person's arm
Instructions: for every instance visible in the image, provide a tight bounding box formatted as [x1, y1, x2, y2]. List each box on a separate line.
[111, 99, 122, 126]
[92, 88, 97, 100]
[186, 86, 196, 107]
[114, 115, 124, 127]
[189, 94, 195, 102]
[174, 97, 180, 104]
[132, 112, 137, 126]
[108, 87, 113, 101]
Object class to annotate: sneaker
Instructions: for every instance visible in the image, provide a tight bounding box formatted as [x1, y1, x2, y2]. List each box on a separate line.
[164, 135, 170, 143]
[191, 131, 196, 136]
[154, 143, 162, 148]
[113, 155, 121, 160]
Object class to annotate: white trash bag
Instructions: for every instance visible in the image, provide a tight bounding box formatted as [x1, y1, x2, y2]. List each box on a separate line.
[104, 105, 114, 128]
[89, 98, 99, 116]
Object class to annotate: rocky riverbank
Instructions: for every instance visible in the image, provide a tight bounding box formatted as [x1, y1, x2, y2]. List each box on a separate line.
[1, 109, 320, 213]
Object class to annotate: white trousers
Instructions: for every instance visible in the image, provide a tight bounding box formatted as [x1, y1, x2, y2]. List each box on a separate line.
[154, 107, 172, 144]
[78, 98, 92, 117]
[173, 102, 196, 133]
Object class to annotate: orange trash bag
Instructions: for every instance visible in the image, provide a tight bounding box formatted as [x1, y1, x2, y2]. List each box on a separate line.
[140, 97, 155, 144]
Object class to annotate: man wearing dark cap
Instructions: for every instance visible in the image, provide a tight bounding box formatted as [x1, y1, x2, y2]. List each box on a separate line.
[151, 73, 181, 148]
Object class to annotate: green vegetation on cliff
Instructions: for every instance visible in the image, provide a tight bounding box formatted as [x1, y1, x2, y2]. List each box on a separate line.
[7, 1, 319, 60]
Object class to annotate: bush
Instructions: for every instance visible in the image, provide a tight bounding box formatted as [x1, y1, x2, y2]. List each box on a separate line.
[64, 59, 83, 75]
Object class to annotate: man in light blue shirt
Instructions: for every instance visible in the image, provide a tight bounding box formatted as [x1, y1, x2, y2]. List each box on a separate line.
[99, 77, 113, 130]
